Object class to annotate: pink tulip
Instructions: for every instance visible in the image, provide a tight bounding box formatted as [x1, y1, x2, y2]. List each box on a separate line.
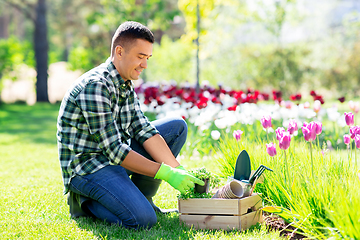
[302, 122, 317, 142]
[276, 127, 285, 141]
[355, 135, 360, 149]
[344, 112, 354, 126]
[349, 101, 360, 113]
[261, 115, 272, 129]
[233, 130, 243, 141]
[266, 142, 277, 156]
[314, 100, 321, 113]
[349, 126, 360, 139]
[315, 121, 322, 135]
[279, 131, 291, 150]
[344, 134, 351, 145]
[304, 102, 310, 109]
[355, 105, 360, 114]
[288, 119, 298, 135]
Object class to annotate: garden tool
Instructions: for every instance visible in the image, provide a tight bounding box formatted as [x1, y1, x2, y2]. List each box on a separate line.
[248, 165, 273, 185]
[233, 150, 273, 197]
[248, 165, 273, 196]
[233, 150, 251, 182]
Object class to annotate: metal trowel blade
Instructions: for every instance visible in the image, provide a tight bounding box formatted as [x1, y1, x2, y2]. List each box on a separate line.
[233, 150, 251, 181]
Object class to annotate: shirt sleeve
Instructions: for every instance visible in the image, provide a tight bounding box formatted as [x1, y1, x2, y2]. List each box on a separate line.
[128, 92, 159, 145]
[76, 81, 130, 165]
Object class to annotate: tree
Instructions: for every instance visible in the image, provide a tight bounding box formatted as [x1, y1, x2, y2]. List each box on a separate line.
[65, 0, 183, 74]
[4, 0, 49, 102]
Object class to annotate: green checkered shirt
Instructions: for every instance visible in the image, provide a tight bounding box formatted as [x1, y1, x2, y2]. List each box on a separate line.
[57, 58, 158, 194]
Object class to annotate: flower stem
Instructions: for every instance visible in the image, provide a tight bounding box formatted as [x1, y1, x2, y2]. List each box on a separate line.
[266, 129, 268, 142]
[284, 150, 289, 187]
[310, 142, 314, 179]
[356, 147, 357, 168]
[317, 137, 320, 150]
[348, 144, 350, 169]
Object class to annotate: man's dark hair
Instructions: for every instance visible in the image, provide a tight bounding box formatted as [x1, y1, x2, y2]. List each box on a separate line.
[111, 21, 154, 56]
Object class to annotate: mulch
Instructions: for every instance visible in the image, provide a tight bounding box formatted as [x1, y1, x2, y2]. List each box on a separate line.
[263, 213, 307, 239]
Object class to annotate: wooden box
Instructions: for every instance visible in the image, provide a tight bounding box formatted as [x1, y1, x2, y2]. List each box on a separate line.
[178, 193, 263, 230]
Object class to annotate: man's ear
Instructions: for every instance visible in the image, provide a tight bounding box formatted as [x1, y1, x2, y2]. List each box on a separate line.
[115, 45, 123, 58]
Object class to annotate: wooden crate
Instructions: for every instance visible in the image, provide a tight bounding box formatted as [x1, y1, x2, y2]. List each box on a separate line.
[178, 193, 263, 230]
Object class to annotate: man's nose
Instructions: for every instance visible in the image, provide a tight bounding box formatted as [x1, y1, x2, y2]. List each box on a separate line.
[140, 59, 148, 69]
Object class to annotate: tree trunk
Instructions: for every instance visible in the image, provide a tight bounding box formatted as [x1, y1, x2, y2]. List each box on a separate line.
[35, 0, 49, 102]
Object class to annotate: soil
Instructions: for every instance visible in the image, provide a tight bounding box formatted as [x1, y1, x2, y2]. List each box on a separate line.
[263, 213, 307, 239]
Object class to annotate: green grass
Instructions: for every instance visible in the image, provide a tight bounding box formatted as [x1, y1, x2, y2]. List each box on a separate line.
[0, 103, 281, 239]
[215, 132, 360, 239]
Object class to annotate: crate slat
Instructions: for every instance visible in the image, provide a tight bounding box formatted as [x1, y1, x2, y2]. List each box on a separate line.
[178, 193, 262, 216]
[179, 211, 262, 230]
[240, 211, 263, 230]
[179, 198, 240, 215]
[179, 214, 240, 230]
[178, 193, 263, 231]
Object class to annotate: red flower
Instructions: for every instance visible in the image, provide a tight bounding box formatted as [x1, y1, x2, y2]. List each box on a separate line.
[227, 105, 237, 111]
[338, 97, 345, 103]
[314, 95, 325, 104]
[156, 96, 165, 106]
[310, 90, 317, 97]
[196, 101, 207, 109]
[262, 93, 270, 101]
[272, 90, 282, 101]
[290, 93, 302, 101]
[211, 96, 221, 104]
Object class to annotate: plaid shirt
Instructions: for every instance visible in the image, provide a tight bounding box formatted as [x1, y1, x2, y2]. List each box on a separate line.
[57, 58, 158, 194]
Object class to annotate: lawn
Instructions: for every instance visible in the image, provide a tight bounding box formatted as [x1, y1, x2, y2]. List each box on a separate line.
[0, 103, 282, 239]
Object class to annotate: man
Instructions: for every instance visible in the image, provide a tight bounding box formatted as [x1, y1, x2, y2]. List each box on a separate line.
[57, 21, 204, 229]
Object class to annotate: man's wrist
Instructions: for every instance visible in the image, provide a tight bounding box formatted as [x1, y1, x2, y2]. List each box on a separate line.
[175, 165, 186, 171]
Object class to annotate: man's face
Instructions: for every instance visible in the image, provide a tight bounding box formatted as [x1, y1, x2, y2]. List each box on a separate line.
[115, 39, 152, 81]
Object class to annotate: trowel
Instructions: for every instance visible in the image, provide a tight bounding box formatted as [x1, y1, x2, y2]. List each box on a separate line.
[233, 150, 273, 197]
[233, 150, 251, 182]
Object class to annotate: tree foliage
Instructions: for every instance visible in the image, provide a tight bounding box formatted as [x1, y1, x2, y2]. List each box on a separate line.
[0, 36, 34, 80]
[2, 0, 360, 101]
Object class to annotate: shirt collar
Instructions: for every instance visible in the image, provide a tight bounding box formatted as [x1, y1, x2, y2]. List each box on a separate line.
[106, 58, 132, 92]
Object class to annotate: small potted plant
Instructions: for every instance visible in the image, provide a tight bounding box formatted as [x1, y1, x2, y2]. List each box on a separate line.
[178, 167, 220, 199]
[191, 167, 212, 194]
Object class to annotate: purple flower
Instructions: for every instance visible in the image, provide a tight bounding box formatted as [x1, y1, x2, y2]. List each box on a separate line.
[279, 131, 291, 150]
[355, 135, 360, 149]
[266, 142, 277, 157]
[288, 119, 298, 135]
[350, 126, 360, 139]
[276, 127, 285, 141]
[315, 121, 322, 135]
[344, 134, 351, 145]
[233, 130, 243, 141]
[344, 112, 354, 126]
[261, 115, 272, 129]
[302, 122, 317, 142]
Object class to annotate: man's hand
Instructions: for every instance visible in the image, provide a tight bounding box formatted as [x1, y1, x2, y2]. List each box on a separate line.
[155, 163, 204, 194]
[175, 165, 186, 171]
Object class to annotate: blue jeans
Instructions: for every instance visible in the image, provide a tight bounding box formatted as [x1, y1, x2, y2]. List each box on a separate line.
[69, 116, 187, 229]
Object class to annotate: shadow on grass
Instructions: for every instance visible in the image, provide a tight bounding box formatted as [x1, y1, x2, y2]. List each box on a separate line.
[72, 212, 263, 239]
[0, 103, 60, 145]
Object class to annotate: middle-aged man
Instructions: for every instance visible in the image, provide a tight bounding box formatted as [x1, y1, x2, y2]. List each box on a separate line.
[57, 21, 204, 229]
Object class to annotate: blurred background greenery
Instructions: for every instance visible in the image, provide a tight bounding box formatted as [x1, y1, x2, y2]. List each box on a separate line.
[0, 0, 360, 103]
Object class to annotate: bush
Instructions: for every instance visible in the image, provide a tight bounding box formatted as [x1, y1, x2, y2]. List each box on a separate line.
[0, 36, 34, 81]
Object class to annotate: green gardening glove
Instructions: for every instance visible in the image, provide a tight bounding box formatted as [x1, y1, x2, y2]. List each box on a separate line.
[155, 163, 204, 194]
[175, 165, 186, 171]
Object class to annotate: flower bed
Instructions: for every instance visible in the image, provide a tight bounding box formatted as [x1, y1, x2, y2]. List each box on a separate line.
[137, 82, 360, 239]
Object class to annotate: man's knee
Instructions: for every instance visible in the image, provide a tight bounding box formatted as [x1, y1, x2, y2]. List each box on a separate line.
[169, 116, 187, 136]
[129, 209, 157, 229]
